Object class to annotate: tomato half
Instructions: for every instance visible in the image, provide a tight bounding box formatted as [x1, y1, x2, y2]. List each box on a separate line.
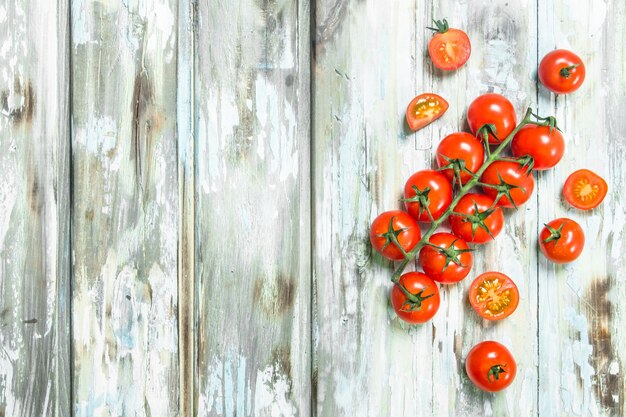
[449, 193, 504, 244]
[406, 93, 449, 131]
[418, 233, 473, 284]
[369, 211, 421, 261]
[480, 160, 535, 208]
[427, 19, 471, 71]
[467, 94, 517, 144]
[539, 218, 585, 264]
[511, 124, 565, 170]
[391, 272, 440, 324]
[403, 170, 453, 222]
[466, 341, 517, 392]
[538, 49, 585, 94]
[563, 169, 608, 210]
[436, 132, 485, 186]
[469, 272, 519, 321]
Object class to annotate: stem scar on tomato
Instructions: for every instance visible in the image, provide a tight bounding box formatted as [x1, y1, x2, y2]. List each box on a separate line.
[487, 365, 507, 382]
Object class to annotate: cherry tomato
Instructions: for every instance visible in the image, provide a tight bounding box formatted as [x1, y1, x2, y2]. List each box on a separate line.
[369, 211, 421, 261]
[391, 272, 440, 324]
[403, 170, 453, 222]
[406, 93, 449, 131]
[538, 49, 585, 94]
[563, 169, 608, 210]
[418, 233, 473, 284]
[449, 193, 504, 244]
[436, 132, 485, 186]
[480, 160, 535, 208]
[466, 341, 517, 392]
[427, 19, 471, 71]
[468, 272, 519, 321]
[467, 93, 517, 144]
[539, 218, 585, 264]
[511, 124, 565, 170]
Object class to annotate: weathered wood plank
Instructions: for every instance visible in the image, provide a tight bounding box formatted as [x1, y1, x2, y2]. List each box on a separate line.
[70, 0, 179, 415]
[537, 1, 626, 416]
[0, 0, 71, 415]
[194, 0, 311, 416]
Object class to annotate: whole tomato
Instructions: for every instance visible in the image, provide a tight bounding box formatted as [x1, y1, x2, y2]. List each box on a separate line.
[512, 124, 565, 170]
[480, 160, 535, 208]
[391, 272, 440, 324]
[403, 170, 453, 222]
[449, 193, 504, 244]
[539, 218, 585, 264]
[369, 211, 421, 261]
[538, 49, 585, 94]
[467, 93, 517, 144]
[418, 233, 473, 284]
[436, 132, 485, 186]
[466, 341, 517, 392]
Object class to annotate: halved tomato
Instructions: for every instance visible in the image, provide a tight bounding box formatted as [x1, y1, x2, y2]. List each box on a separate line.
[427, 19, 471, 71]
[406, 93, 449, 131]
[468, 272, 519, 321]
[563, 169, 608, 210]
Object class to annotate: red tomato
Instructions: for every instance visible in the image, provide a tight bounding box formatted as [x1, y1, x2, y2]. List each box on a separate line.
[436, 132, 485, 186]
[467, 94, 517, 144]
[427, 19, 471, 71]
[406, 93, 449, 131]
[538, 49, 585, 94]
[480, 160, 535, 208]
[511, 124, 565, 170]
[563, 169, 608, 210]
[449, 193, 504, 244]
[418, 233, 473, 284]
[466, 341, 517, 392]
[539, 218, 585, 264]
[468, 272, 519, 321]
[403, 170, 453, 222]
[391, 272, 440, 324]
[369, 211, 421, 261]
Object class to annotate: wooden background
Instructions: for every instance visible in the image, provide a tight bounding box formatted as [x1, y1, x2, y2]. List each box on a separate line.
[0, 0, 624, 416]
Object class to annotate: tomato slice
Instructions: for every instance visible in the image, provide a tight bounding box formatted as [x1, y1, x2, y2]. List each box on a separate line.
[427, 22, 471, 71]
[405, 93, 448, 131]
[563, 169, 608, 210]
[468, 272, 519, 321]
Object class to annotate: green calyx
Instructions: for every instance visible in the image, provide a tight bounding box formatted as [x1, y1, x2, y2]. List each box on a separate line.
[559, 63, 581, 79]
[455, 201, 498, 240]
[487, 364, 507, 383]
[401, 185, 434, 222]
[427, 18, 449, 34]
[395, 283, 434, 312]
[425, 240, 473, 271]
[376, 216, 408, 255]
[478, 172, 525, 209]
[438, 154, 476, 189]
[477, 124, 500, 147]
[542, 222, 565, 245]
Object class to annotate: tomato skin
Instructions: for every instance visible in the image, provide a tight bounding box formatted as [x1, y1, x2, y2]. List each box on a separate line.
[563, 169, 608, 210]
[391, 272, 440, 324]
[511, 124, 565, 170]
[539, 218, 585, 264]
[468, 272, 519, 321]
[467, 94, 517, 144]
[466, 341, 517, 392]
[403, 170, 453, 222]
[406, 93, 449, 131]
[428, 28, 471, 71]
[480, 161, 535, 208]
[418, 233, 473, 284]
[369, 211, 421, 261]
[436, 132, 485, 184]
[538, 49, 585, 94]
[449, 193, 504, 244]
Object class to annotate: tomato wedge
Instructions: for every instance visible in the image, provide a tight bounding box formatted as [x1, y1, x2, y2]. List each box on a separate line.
[406, 93, 448, 131]
[427, 19, 471, 71]
[563, 169, 608, 210]
[468, 272, 519, 321]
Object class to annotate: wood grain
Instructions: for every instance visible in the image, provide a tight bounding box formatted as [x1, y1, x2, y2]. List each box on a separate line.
[70, 0, 179, 415]
[0, 1, 71, 415]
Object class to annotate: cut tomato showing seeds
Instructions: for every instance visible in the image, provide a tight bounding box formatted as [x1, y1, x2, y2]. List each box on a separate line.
[469, 272, 519, 321]
[406, 93, 449, 131]
[563, 169, 608, 210]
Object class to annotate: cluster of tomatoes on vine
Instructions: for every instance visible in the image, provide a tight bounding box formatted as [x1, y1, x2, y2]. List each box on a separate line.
[369, 20, 608, 392]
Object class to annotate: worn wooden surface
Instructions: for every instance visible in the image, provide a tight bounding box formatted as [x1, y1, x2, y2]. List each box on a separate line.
[1, 0, 625, 416]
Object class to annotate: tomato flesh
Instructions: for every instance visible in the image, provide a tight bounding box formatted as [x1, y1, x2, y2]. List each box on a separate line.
[469, 272, 519, 321]
[428, 28, 471, 71]
[406, 94, 449, 131]
[563, 169, 608, 210]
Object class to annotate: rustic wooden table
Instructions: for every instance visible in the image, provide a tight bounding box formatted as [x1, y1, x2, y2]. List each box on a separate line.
[1, 0, 624, 416]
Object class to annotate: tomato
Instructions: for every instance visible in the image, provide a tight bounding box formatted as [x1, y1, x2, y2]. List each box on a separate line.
[480, 160, 535, 208]
[406, 93, 449, 131]
[403, 170, 453, 222]
[449, 193, 504, 244]
[466, 341, 517, 392]
[467, 93, 517, 144]
[436, 132, 485, 186]
[391, 272, 440, 324]
[563, 169, 608, 210]
[539, 218, 585, 264]
[468, 272, 519, 321]
[418, 233, 473, 284]
[369, 211, 421, 261]
[511, 124, 565, 170]
[427, 19, 471, 71]
[538, 49, 585, 94]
